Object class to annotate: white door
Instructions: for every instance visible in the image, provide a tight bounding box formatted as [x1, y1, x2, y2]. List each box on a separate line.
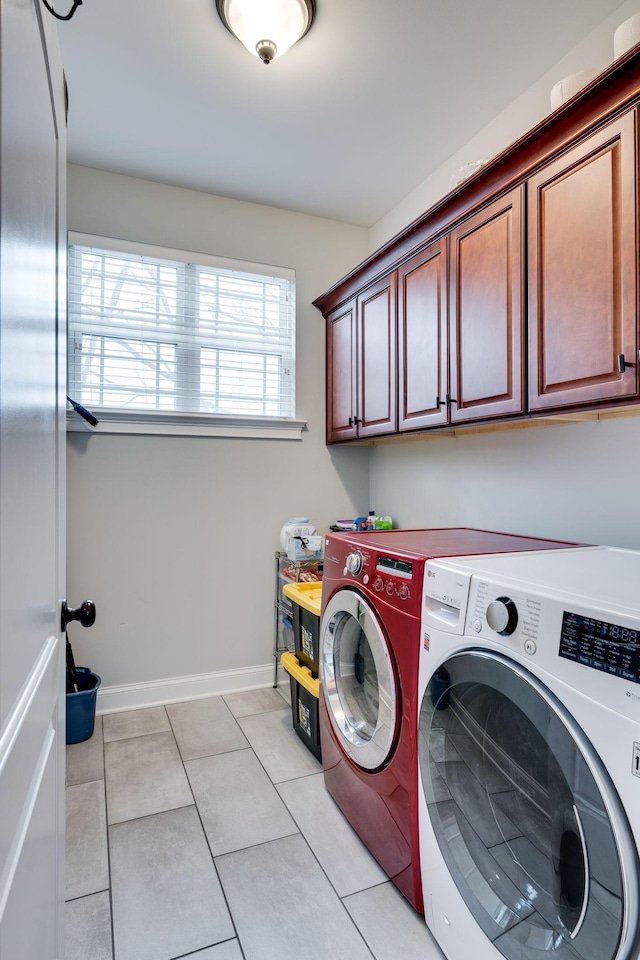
[0, 2, 66, 957]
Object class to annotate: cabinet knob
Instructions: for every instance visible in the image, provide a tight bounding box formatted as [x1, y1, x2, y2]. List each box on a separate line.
[618, 353, 634, 373]
[436, 396, 446, 407]
[446, 394, 458, 406]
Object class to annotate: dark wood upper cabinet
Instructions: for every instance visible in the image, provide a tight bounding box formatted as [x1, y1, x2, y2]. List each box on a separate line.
[449, 188, 525, 423]
[326, 299, 357, 443]
[358, 273, 397, 438]
[315, 49, 640, 444]
[398, 240, 448, 431]
[326, 278, 397, 442]
[528, 111, 638, 410]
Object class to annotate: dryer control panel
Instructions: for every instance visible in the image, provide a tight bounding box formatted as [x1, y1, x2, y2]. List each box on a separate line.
[470, 580, 542, 646]
[371, 556, 414, 603]
[462, 577, 640, 715]
[326, 544, 422, 617]
[343, 550, 413, 588]
[422, 552, 640, 720]
[560, 612, 640, 684]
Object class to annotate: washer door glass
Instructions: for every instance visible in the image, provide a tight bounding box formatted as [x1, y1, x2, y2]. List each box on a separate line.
[321, 589, 397, 770]
[419, 650, 638, 960]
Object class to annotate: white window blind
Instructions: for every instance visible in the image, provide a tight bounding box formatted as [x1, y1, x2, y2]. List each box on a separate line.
[68, 237, 296, 422]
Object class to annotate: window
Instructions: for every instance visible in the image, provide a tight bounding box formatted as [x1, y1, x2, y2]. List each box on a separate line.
[67, 234, 303, 438]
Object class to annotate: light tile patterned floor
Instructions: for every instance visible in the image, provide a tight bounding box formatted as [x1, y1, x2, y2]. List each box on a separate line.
[65, 687, 444, 960]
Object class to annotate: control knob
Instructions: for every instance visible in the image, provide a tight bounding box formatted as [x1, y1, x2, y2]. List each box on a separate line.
[486, 596, 519, 636]
[345, 551, 364, 576]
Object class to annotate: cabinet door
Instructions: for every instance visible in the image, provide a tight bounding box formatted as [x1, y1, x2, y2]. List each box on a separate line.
[449, 187, 524, 424]
[326, 300, 357, 442]
[528, 112, 637, 410]
[398, 240, 449, 431]
[358, 273, 397, 438]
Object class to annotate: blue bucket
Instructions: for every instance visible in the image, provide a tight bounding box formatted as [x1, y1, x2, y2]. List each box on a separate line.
[66, 667, 101, 744]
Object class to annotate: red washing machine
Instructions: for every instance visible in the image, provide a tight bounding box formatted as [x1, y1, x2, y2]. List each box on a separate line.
[319, 528, 578, 914]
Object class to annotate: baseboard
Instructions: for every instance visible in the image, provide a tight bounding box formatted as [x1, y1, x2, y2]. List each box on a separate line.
[96, 663, 276, 714]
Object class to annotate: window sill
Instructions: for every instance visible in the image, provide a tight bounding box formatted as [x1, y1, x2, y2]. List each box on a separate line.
[66, 410, 308, 440]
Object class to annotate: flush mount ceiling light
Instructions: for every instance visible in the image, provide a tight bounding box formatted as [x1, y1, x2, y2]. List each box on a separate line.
[216, 0, 315, 65]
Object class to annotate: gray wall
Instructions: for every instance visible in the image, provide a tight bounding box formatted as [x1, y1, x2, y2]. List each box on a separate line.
[369, 418, 640, 549]
[371, 0, 639, 250]
[66, 165, 370, 690]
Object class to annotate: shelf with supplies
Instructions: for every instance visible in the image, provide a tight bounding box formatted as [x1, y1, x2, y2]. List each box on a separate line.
[273, 551, 323, 687]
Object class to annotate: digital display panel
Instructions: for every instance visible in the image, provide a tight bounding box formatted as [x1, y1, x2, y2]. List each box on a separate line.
[560, 611, 640, 683]
[377, 555, 413, 579]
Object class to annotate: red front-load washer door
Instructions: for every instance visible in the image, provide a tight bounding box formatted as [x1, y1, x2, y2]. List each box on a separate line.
[321, 587, 399, 771]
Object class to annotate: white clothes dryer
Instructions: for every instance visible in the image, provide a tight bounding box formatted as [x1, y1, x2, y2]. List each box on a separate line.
[417, 546, 640, 960]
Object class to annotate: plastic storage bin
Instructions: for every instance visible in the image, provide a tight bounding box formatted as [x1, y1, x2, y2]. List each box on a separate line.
[282, 581, 322, 675]
[66, 667, 101, 744]
[281, 581, 322, 760]
[281, 652, 321, 761]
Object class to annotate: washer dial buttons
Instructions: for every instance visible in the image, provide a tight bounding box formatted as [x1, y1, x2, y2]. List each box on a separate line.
[486, 596, 519, 636]
[373, 576, 384, 592]
[473, 619, 483, 633]
[363, 574, 369, 585]
[386, 581, 395, 596]
[524, 639, 537, 656]
[398, 584, 410, 600]
[345, 552, 363, 576]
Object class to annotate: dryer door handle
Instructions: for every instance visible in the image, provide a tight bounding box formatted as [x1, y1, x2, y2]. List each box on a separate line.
[567, 803, 590, 941]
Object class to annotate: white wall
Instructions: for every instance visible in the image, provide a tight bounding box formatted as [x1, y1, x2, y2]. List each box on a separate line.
[368, 1, 640, 552]
[66, 165, 369, 698]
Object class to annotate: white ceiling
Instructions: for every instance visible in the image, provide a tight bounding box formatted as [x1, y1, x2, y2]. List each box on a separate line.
[58, 0, 626, 227]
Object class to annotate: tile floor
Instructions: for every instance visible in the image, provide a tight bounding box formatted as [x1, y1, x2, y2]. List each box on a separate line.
[65, 686, 444, 960]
